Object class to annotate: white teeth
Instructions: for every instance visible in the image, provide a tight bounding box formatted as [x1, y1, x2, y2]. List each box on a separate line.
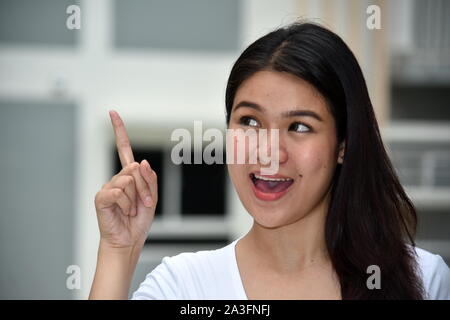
[253, 174, 292, 182]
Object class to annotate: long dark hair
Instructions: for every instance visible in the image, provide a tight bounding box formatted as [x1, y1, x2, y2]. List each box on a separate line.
[225, 22, 425, 299]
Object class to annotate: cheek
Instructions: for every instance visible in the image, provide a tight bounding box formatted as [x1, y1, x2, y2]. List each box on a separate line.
[294, 143, 336, 175]
[227, 163, 240, 182]
[227, 163, 248, 190]
[226, 127, 254, 164]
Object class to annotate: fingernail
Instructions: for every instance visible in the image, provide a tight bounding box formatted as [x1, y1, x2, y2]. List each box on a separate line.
[145, 159, 151, 170]
[144, 196, 152, 206]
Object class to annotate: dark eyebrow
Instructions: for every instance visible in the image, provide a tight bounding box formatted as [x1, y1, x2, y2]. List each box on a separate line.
[233, 100, 323, 122]
[281, 109, 323, 122]
[233, 101, 265, 112]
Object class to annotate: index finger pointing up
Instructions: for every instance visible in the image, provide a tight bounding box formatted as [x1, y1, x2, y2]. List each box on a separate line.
[109, 110, 134, 167]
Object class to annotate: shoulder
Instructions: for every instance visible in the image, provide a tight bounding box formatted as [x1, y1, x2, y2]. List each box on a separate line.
[412, 246, 450, 300]
[131, 241, 234, 300]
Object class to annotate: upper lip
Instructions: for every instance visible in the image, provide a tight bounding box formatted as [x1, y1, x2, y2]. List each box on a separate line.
[250, 171, 294, 181]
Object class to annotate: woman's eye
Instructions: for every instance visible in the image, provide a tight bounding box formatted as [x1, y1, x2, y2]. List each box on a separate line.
[289, 122, 311, 133]
[239, 116, 259, 127]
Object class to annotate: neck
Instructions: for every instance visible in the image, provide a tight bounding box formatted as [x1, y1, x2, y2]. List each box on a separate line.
[243, 195, 331, 275]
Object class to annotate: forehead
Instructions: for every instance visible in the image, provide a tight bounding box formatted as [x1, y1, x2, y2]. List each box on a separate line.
[232, 70, 330, 117]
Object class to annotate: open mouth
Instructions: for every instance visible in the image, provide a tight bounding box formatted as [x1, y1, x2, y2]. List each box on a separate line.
[249, 172, 294, 200]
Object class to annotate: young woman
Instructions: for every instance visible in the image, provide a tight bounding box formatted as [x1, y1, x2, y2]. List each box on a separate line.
[89, 22, 450, 300]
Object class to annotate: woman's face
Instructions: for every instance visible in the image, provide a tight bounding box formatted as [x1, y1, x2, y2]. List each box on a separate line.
[227, 70, 343, 228]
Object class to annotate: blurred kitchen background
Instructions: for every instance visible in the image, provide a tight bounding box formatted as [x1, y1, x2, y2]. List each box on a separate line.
[0, 0, 449, 299]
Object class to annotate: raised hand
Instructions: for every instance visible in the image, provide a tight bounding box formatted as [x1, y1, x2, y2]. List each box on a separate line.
[94, 110, 158, 249]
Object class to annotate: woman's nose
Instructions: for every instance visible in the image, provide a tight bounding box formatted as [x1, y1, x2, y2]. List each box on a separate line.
[257, 129, 288, 165]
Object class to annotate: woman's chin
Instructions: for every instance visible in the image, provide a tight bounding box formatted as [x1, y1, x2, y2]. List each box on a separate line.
[247, 207, 294, 229]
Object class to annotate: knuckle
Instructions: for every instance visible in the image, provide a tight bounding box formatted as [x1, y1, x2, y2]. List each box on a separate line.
[118, 139, 130, 148]
[125, 175, 134, 185]
[113, 188, 123, 198]
[124, 162, 140, 174]
[130, 162, 140, 169]
[119, 175, 133, 186]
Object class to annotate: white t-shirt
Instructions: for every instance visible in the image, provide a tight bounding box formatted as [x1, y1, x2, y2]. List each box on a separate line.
[131, 236, 450, 300]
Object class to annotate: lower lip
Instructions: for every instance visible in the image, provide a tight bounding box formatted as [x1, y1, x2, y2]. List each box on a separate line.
[250, 177, 294, 202]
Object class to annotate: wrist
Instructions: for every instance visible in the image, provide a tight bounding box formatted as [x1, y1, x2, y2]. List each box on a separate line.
[91, 239, 144, 299]
[98, 238, 145, 256]
[97, 239, 145, 276]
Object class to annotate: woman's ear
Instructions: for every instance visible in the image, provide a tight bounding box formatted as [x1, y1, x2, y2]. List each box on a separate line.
[337, 141, 345, 164]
